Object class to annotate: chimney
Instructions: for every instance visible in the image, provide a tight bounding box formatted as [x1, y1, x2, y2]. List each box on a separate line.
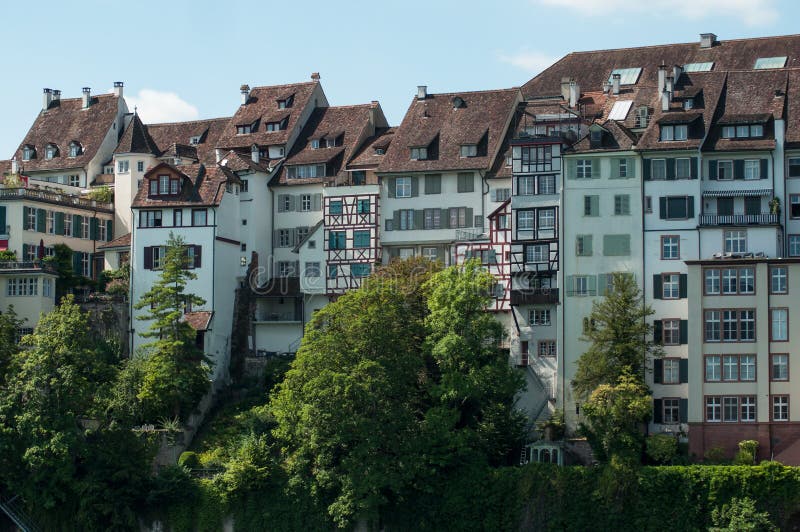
[368, 101, 378, 135]
[52, 89, 61, 103]
[81, 87, 91, 109]
[672, 65, 682, 82]
[11, 157, 17, 174]
[612, 74, 621, 95]
[602, 81, 611, 94]
[658, 64, 669, 93]
[240, 84, 250, 105]
[661, 90, 671, 111]
[665, 75, 674, 97]
[251, 144, 260, 164]
[310, 72, 320, 81]
[569, 81, 580, 108]
[417, 85, 428, 100]
[560, 77, 572, 101]
[42, 88, 53, 110]
[700, 33, 717, 49]
[113, 81, 124, 98]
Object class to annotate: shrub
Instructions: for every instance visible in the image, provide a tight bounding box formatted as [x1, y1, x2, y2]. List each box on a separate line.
[710, 497, 778, 532]
[88, 185, 114, 203]
[646, 433, 678, 464]
[705, 445, 728, 464]
[179, 451, 200, 469]
[734, 440, 759, 466]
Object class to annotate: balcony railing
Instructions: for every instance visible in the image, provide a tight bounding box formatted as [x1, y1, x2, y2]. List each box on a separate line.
[510, 288, 559, 306]
[455, 229, 484, 241]
[699, 213, 779, 226]
[253, 311, 302, 323]
[0, 260, 56, 273]
[0, 187, 113, 212]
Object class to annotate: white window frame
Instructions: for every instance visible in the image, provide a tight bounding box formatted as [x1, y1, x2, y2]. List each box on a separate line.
[530, 309, 551, 326]
[771, 308, 788, 341]
[724, 230, 747, 253]
[652, 159, 667, 180]
[717, 160, 733, 180]
[744, 159, 760, 180]
[396, 177, 412, 198]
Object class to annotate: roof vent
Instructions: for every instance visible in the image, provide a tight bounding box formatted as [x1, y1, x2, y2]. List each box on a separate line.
[452, 96, 465, 109]
[310, 72, 321, 81]
[700, 33, 717, 49]
[417, 85, 428, 100]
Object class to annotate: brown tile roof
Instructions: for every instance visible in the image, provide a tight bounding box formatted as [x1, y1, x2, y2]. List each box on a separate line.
[0, 160, 10, 176]
[92, 173, 114, 185]
[14, 93, 122, 172]
[786, 70, 800, 148]
[115, 113, 159, 156]
[146, 117, 230, 166]
[98, 232, 131, 250]
[379, 88, 521, 173]
[183, 311, 213, 331]
[216, 81, 321, 150]
[273, 104, 377, 185]
[218, 150, 270, 173]
[347, 127, 395, 170]
[570, 120, 638, 153]
[521, 34, 800, 99]
[132, 162, 237, 208]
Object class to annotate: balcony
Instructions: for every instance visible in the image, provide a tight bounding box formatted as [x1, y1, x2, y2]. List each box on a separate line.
[510, 287, 559, 306]
[0, 260, 56, 274]
[0, 187, 113, 213]
[455, 229, 484, 242]
[699, 213, 778, 226]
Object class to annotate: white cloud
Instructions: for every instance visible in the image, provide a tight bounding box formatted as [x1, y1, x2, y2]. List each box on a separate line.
[125, 89, 200, 123]
[534, 0, 778, 26]
[498, 49, 559, 73]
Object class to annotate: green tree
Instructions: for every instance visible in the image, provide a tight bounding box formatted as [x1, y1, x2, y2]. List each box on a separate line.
[710, 497, 778, 532]
[133, 233, 210, 421]
[0, 305, 21, 383]
[43, 243, 82, 300]
[572, 273, 661, 398]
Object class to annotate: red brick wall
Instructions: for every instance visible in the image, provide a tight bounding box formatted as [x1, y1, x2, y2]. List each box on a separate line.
[689, 423, 800, 464]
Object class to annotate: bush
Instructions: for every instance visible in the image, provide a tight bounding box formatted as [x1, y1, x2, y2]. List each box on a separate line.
[710, 496, 778, 532]
[0, 250, 16, 261]
[646, 433, 678, 464]
[734, 440, 759, 466]
[88, 185, 114, 203]
[705, 445, 728, 464]
[178, 451, 200, 469]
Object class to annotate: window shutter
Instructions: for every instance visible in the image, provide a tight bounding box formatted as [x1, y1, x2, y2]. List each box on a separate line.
[277, 195, 286, 213]
[273, 229, 280, 246]
[679, 399, 688, 423]
[708, 160, 717, 180]
[411, 176, 419, 197]
[659, 197, 667, 219]
[388, 178, 396, 198]
[474, 215, 483, 228]
[653, 399, 663, 424]
[37, 208, 46, 232]
[490, 188, 497, 202]
[74, 214, 82, 236]
[54, 211, 64, 235]
[643, 159, 651, 180]
[591, 196, 599, 216]
[385, 219, 393, 231]
[441, 208, 450, 228]
[591, 159, 599, 178]
[194, 245, 202, 268]
[313, 193, 322, 211]
[566, 275, 574, 296]
[566, 159, 577, 179]
[22, 243, 28, 260]
[585, 235, 593, 255]
[73, 251, 82, 275]
[690, 157, 698, 179]
[760, 159, 768, 179]
[653, 320, 663, 343]
[597, 273, 608, 296]
[679, 274, 688, 298]
[465, 207, 473, 227]
[293, 260, 299, 276]
[393, 210, 401, 230]
[666, 158, 676, 180]
[22, 206, 29, 229]
[414, 210, 424, 230]
[587, 275, 597, 294]
[611, 158, 620, 178]
[653, 359, 663, 383]
[679, 359, 688, 384]
[687, 197, 695, 219]
[734, 160, 745, 180]
[287, 195, 296, 211]
[143, 246, 153, 269]
[90, 217, 98, 240]
[653, 274, 663, 299]
[106, 220, 113, 241]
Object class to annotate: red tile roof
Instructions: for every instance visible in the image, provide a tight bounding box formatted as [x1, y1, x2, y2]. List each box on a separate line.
[14, 93, 123, 172]
[146, 117, 230, 166]
[183, 311, 213, 331]
[98, 232, 131, 250]
[347, 127, 395, 170]
[115, 113, 159, 156]
[131, 162, 237, 208]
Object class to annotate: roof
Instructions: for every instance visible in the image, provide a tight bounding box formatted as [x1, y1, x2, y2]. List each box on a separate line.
[218, 150, 270, 173]
[292, 220, 323, 252]
[14, 93, 123, 172]
[0, 160, 10, 176]
[131, 162, 238, 208]
[379, 88, 521, 173]
[273, 104, 379, 185]
[347, 127, 395, 171]
[521, 34, 800, 99]
[115, 113, 159, 156]
[570, 120, 638, 153]
[183, 311, 213, 331]
[97, 232, 131, 250]
[216, 81, 322, 150]
[787, 70, 800, 148]
[146, 117, 230, 166]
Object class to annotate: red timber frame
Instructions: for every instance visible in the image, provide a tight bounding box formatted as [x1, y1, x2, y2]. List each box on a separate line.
[323, 192, 381, 295]
[453, 199, 511, 312]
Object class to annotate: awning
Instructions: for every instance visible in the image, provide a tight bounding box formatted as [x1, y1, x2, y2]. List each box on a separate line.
[0, 240, 7, 251]
[702, 189, 772, 198]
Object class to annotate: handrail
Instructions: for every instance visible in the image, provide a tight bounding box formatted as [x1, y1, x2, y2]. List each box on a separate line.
[0, 187, 113, 212]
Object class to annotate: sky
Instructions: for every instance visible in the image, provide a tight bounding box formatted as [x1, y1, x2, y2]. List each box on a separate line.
[0, 0, 797, 158]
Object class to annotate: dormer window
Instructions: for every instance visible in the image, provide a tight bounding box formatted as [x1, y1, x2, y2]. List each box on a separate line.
[460, 144, 478, 157]
[22, 145, 35, 161]
[310, 139, 320, 149]
[375, 147, 385, 155]
[683, 98, 694, 110]
[278, 95, 294, 109]
[189, 135, 201, 145]
[722, 123, 765, 139]
[287, 164, 325, 179]
[149, 174, 182, 196]
[45, 144, 58, 160]
[266, 118, 288, 132]
[236, 124, 252, 135]
[750, 124, 764, 137]
[660, 124, 687, 142]
[69, 142, 82, 158]
[411, 147, 427, 160]
[326, 136, 339, 148]
[590, 130, 602, 144]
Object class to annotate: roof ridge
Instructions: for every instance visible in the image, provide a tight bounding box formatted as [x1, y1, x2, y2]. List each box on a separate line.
[250, 81, 318, 91]
[419, 87, 519, 98]
[567, 33, 800, 56]
[146, 116, 231, 127]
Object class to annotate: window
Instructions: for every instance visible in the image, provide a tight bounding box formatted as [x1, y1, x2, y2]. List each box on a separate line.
[68, 174, 80, 187]
[603, 234, 630, 256]
[576, 235, 592, 256]
[789, 158, 800, 178]
[449, 207, 468, 228]
[705, 356, 721, 381]
[422, 247, 439, 261]
[140, 210, 162, 228]
[574, 275, 590, 296]
[576, 159, 592, 179]
[526, 244, 549, 263]
[530, 309, 551, 326]
[460, 144, 477, 157]
[81, 217, 89, 239]
[399, 209, 415, 230]
[43, 278, 52, 298]
[185, 246, 200, 269]
[97, 219, 107, 241]
[356, 198, 370, 214]
[645, 196, 653, 214]
[772, 354, 789, 381]
[538, 209, 555, 231]
[662, 196, 691, 219]
[683, 99, 694, 110]
[518, 175, 535, 196]
[300, 195, 312, 211]
[706, 309, 756, 342]
[741, 355, 756, 381]
[662, 274, 680, 299]
[539, 175, 556, 195]
[614, 195, 630, 215]
[741, 396, 757, 422]
[410, 147, 427, 160]
[662, 359, 679, 384]
[353, 230, 370, 248]
[151, 246, 166, 270]
[706, 397, 721, 422]
[305, 262, 320, 277]
[771, 308, 788, 341]
[675, 158, 691, 179]
[771, 266, 788, 294]
[328, 265, 338, 279]
[717, 160, 733, 180]
[705, 311, 721, 342]
[6, 277, 38, 296]
[278, 96, 293, 109]
[512, 145, 555, 173]
[278, 261, 295, 277]
[607, 67, 642, 85]
[494, 188, 511, 202]
[744, 159, 760, 180]
[537, 340, 556, 357]
[329, 200, 343, 214]
[724, 230, 747, 253]
[663, 398, 680, 424]
[790, 235, 800, 257]
[721, 126, 735, 139]
[266, 120, 287, 131]
[172, 209, 183, 227]
[723, 397, 738, 422]
[684, 61, 714, 72]
[652, 159, 667, 179]
[660, 125, 687, 141]
[279, 229, 293, 248]
[790, 194, 800, 219]
[755, 56, 787, 69]
[117, 160, 130, 173]
[423, 208, 441, 229]
[351, 264, 371, 277]
[45, 211, 54, 234]
[751, 124, 764, 137]
[457, 173, 474, 193]
[583, 195, 599, 217]
[192, 209, 207, 226]
[396, 177, 411, 198]
[661, 236, 679, 260]
[662, 320, 680, 345]
[236, 124, 252, 135]
[723, 355, 739, 381]
[518, 211, 534, 230]
[310, 139, 320, 149]
[286, 164, 325, 179]
[709, 267, 755, 295]
[772, 396, 789, 421]
[22, 146, 34, 161]
[616, 158, 628, 178]
[63, 215, 72, 236]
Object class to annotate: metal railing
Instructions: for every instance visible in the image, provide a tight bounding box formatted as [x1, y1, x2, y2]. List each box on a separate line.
[0, 260, 55, 273]
[510, 288, 559, 305]
[253, 312, 302, 322]
[0, 187, 113, 212]
[0, 493, 41, 532]
[699, 213, 778, 226]
[455, 229, 484, 241]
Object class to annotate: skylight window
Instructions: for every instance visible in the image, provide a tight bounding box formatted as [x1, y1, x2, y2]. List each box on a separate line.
[754, 56, 787, 69]
[607, 68, 642, 85]
[684, 62, 714, 72]
[608, 100, 633, 121]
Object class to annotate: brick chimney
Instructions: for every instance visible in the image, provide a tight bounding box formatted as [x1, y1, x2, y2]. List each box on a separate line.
[82, 87, 91, 109]
[42, 88, 53, 110]
[310, 72, 320, 81]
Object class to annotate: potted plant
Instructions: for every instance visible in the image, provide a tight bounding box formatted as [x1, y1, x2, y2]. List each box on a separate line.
[769, 196, 781, 216]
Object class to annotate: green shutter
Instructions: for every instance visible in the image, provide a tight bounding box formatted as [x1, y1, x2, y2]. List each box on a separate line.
[610, 159, 620, 178]
[643, 159, 651, 180]
[597, 273, 608, 296]
[659, 197, 667, 219]
[73, 251, 82, 275]
[679, 274, 688, 298]
[441, 208, 450, 228]
[22, 206, 29, 229]
[679, 359, 688, 383]
[708, 160, 718, 180]
[465, 207, 473, 227]
[666, 158, 676, 180]
[73, 214, 82, 237]
[687, 197, 695, 219]
[587, 275, 597, 294]
[690, 157, 698, 179]
[387, 178, 396, 198]
[566, 275, 575, 296]
[393, 210, 401, 230]
[90, 217, 98, 241]
[653, 399, 663, 423]
[734, 160, 745, 179]
[410, 176, 419, 197]
[54, 211, 64, 234]
[22, 243, 29, 260]
[414, 210, 424, 229]
[653, 320, 663, 344]
[679, 399, 688, 423]
[653, 359, 663, 383]
[653, 274, 663, 299]
[0, 206, 5, 232]
[106, 220, 113, 241]
[591, 159, 599, 178]
[566, 159, 577, 179]
[36, 209, 46, 232]
[680, 320, 688, 345]
[760, 159, 768, 179]
[603, 235, 630, 256]
[591, 196, 599, 216]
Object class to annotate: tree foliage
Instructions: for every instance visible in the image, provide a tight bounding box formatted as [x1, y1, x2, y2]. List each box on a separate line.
[0, 305, 21, 383]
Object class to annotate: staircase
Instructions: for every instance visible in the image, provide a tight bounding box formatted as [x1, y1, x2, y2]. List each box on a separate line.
[0, 494, 41, 532]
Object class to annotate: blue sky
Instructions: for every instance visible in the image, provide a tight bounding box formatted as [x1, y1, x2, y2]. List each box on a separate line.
[0, 0, 796, 159]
